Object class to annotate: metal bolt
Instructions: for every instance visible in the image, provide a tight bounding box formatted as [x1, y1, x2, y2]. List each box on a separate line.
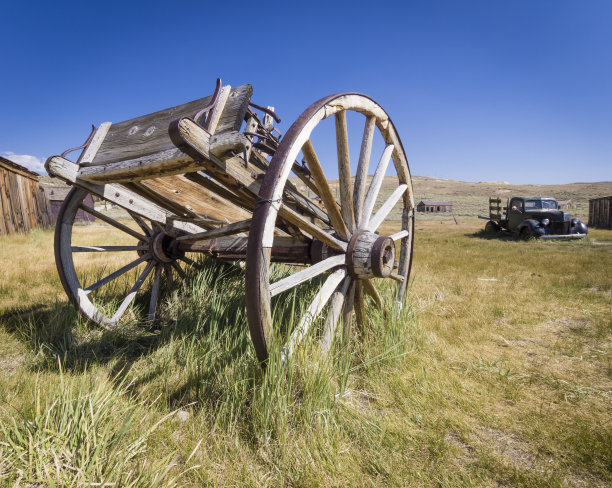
[129, 199, 134, 204]
[115, 192, 120, 197]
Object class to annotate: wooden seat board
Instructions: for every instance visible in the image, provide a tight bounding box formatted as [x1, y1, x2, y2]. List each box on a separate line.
[84, 84, 252, 167]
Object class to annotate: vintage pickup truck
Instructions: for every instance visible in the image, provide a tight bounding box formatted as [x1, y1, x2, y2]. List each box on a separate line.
[479, 196, 588, 239]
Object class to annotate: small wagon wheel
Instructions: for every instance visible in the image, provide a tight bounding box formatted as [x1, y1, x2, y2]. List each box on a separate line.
[246, 93, 415, 363]
[55, 188, 194, 328]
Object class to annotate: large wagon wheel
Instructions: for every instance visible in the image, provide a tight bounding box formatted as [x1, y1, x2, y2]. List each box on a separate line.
[55, 188, 193, 328]
[246, 93, 414, 363]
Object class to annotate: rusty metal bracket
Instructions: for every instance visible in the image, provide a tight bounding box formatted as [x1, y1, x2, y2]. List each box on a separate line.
[248, 102, 281, 123]
[60, 124, 96, 159]
[193, 78, 223, 130]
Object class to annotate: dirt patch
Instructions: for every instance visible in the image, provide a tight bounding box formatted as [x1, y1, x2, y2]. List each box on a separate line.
[475, 427, 534, 470]
[445, 431, 475, 465]
[0, 355, 24, 374]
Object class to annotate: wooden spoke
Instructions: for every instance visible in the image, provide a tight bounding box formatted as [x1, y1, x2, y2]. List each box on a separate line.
[278, 205, 347, 251]
[366, 184, 408, 232]
[354, 281, 366, 331]
[71, 245, 148, 253]
[354, 116, 376, 228]
[321, 276, 351, 355]
[171, 261, 186, 279]
[180, 256, 197, 267]
[301, 140, 349, 240]
[389, 273, 404, 283]
[84, 254, 151, 293]
[282, 268, 347, 360]
[270, 254, 345, 297]
[129, 211, 154, 236]
[148, 264, 163, 321]
[164, 264, 174, 288]
[341, 279, 356, 342]
[176, 219, 252, 242]
[79, 204, 147, 241]
[363, 279, 383, 308]
[389, 229, 409, 241]
[360, 144, 394, 228]
[335, 111, 355, 233]
[110, 260, 156, 323]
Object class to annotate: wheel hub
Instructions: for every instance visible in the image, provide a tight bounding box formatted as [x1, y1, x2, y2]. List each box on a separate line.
[149, 232, 183, 263]
[346, 230, 396, 279]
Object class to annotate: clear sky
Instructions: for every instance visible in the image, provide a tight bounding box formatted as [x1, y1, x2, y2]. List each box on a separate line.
[1, 0, 610, 184]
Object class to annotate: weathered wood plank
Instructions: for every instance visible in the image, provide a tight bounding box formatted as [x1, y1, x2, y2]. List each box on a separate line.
[77, 147, 200, 183]
[46, 156, 206, 236]
[179, 119, 330, 225]
[204, 85, 231, 134]
[140, 175, 251, 224]
[78, 122, 112, 165]
[88, 84, 252, 166]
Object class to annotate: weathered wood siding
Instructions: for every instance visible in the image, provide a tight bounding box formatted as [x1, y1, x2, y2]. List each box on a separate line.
[0, 157, 51, 235]
[589, 196, 612, 229]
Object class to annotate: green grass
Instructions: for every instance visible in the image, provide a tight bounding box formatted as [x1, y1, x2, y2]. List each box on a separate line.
[1, 222, 611, 486]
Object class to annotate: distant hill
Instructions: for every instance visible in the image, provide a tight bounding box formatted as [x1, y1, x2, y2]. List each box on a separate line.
[410, 176, 612, 218]
[291, 175, 612, 221]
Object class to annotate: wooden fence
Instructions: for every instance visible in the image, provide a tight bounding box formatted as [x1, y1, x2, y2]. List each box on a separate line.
[588, 196, 612, 229]
[0, 156, 51, 235]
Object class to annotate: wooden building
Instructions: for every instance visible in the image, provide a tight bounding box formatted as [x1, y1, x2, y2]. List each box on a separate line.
[557, 199, 573, 210]
[416, 200, 453, 213]
[0, 156, 51, 235]
[43, 186, 95, 225]
[589, 196, 612, 229]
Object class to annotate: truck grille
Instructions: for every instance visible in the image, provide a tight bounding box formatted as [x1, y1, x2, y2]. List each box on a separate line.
[550, 221, 570, 235]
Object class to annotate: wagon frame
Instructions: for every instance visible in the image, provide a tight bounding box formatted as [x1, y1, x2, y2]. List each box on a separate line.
[45, 79, 415, 363]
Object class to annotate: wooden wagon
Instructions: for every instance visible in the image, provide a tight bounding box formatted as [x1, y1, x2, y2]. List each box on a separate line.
[45, 79, 415, 362]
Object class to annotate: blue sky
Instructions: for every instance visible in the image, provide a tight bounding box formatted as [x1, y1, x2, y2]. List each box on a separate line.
[1, 0, 610, 184]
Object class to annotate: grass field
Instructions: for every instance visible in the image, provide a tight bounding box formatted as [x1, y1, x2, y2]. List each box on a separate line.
[0, 218, 610, 486]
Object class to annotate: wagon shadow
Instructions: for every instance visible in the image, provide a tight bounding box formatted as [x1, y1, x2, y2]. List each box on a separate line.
[0, 260, 257, 405]
[0, 301, 160, 372]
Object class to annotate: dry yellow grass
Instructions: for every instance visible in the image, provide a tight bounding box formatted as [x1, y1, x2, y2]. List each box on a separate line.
[0, 217, 610, 486]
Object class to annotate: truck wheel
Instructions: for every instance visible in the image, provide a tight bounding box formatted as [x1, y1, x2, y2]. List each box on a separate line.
[484, 221, 499, 234]
[520, 227, 534, 240]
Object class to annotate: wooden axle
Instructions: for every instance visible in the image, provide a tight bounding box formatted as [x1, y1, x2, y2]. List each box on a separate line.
[177, 236, 311, 264]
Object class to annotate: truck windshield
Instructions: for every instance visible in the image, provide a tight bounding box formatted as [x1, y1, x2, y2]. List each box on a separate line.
[525, 199, 558, 210]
